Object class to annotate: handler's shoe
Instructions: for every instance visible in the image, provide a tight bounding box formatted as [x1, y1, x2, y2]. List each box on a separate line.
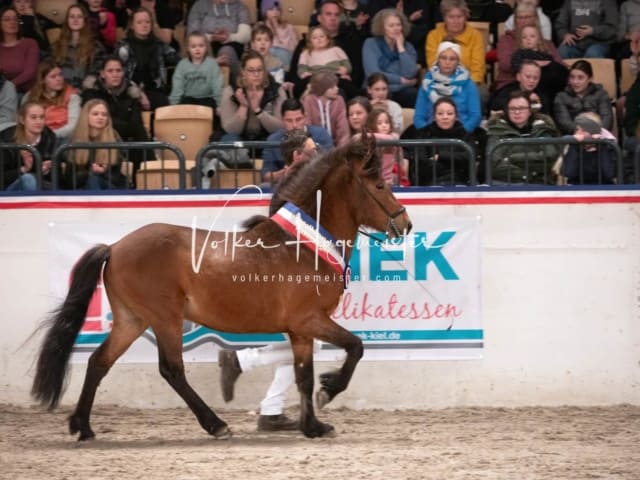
[257, 414, 299, 432]
[218, 349, 242, 402]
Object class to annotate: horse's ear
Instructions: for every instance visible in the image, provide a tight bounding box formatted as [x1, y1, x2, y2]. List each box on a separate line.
[361, 131, 377, 168]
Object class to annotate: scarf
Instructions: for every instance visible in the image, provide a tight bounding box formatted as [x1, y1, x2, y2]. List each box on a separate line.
[375, 36, 400, 71]
[422, 64, 470, 104]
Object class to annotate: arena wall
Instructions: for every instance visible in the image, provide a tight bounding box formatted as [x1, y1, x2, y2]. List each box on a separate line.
[1, 189, 639, 410]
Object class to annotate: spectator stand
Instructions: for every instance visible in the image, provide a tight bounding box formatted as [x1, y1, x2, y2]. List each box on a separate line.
[486, 137, 623, 185]
[3, 138, 633, 192]
[51, 141, 188, 190]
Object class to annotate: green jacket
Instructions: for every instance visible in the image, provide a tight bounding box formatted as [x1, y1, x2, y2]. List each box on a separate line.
[486, 113, 560, 184]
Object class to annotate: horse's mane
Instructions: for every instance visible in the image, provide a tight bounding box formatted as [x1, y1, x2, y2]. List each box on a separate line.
[270, 138, 380, 215]
[241, 137, 380, 230]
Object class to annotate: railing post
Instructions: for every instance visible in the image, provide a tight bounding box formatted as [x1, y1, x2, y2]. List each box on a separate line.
[0, 144, 44, 190]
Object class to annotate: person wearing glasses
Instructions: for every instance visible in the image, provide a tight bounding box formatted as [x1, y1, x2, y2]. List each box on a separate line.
[0, 6, 39, 93]
[486, 89, 560, 184]
[218, 50, 286, 143]
[218, 128, 322, 433]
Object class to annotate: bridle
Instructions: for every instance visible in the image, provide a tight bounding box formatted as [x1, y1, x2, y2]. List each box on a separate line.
[353, 173, 407, 239]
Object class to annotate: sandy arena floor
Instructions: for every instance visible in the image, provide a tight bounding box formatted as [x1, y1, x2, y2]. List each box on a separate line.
[1, 403, 639, 479]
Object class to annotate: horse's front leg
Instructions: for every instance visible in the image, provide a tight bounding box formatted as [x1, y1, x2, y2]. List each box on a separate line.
[312, 320, 363, 410]
[289, 333, 335, 438]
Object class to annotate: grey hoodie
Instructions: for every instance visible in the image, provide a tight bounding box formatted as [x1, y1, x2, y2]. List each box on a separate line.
[187, 0, 251, 45]
[0, 77, 18, 133]
[619, 0, 640, 40]
[555, 0, 618, 48]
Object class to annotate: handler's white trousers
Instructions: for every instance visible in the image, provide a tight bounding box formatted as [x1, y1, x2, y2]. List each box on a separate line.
[235, 340, 320, 416]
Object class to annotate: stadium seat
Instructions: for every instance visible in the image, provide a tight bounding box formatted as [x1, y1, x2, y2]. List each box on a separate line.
[136, 105, 213, 189]
[620, 58, 636, 96]
[136, 159, 197, 190]
[36, 0, 74, 24]
[214, 168, 262, 189]
[280, 0, 316, 35]
[467, 21, 491, 52]
[243, 0, 257, 23]
[401, 108, 415, 134]
[152, 104, 213, 162]
[141, 111, 152, 138]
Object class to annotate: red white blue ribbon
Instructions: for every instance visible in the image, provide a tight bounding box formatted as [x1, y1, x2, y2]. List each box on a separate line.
[271, 202, 347, 276]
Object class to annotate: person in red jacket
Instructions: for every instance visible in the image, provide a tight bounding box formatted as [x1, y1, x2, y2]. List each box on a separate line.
[82, 0, 117, 50]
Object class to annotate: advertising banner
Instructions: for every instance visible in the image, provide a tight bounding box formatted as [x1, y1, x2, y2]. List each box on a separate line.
[49, 205, 482, 362]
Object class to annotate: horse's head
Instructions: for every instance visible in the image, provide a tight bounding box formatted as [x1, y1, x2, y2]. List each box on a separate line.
[269, 135, 412, 242]
[339, 134, 412, 239]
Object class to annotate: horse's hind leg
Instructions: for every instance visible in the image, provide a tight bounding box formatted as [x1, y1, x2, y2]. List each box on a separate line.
[69, 311, 146, 441]
[289, 334, 334, 438]
[154, 323, 230, 439]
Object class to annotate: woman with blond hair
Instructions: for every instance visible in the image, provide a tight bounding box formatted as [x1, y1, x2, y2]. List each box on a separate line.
[66, 99, 128, 190]
[23, 58, 81, 142]
[362, 8, 418, 108]
[0, 101, 57, 191]
[50, 3, 106, 89]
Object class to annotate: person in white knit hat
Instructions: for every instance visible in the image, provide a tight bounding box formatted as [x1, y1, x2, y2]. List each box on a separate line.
[413, 40, 482, 132]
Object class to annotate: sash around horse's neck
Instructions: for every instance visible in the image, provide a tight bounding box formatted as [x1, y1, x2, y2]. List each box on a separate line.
[271, 201, 348, 276]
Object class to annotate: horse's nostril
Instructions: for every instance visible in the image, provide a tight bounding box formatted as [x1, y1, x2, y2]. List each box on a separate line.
[406, 222, 413, 234]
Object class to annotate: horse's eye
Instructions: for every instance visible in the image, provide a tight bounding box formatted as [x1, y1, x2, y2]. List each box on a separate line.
[375, 181, 385, 190]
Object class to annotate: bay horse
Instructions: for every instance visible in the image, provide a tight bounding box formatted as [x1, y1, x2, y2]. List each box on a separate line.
[31, 135, 412, 440]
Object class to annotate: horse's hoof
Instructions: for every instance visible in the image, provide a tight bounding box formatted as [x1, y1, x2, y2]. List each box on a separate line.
[69, 415, 95, 440]
[303, 421, 335, 439]
[211, 424, 232, 440]
[77, 431, 96, 441]
[316, 389, 331, 409]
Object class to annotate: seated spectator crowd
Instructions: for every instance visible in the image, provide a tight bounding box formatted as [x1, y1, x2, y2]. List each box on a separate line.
[0, 0, 637, 190]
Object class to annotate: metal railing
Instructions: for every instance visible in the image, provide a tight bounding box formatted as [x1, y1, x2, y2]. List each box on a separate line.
[2, 137, 635, 193]
[389, 138, 477, 186]
[486, 137, 623, 185]
[52, 141, 187, 190]
[0, 144, 44, 190]
[195, 141, 280, 190]
[195, 138, 478, 189]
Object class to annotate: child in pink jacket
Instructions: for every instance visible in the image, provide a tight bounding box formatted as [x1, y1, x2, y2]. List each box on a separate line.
[302, 72, 349, 147]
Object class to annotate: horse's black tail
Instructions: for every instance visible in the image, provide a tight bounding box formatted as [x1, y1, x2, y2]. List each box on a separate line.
[31, 244, 111, 410]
